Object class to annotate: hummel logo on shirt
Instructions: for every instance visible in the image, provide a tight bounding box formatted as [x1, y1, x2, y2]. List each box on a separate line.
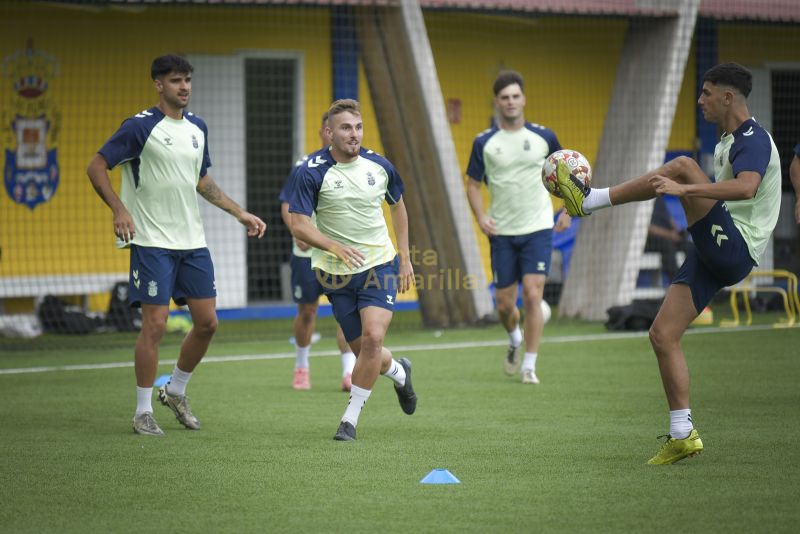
[308, 155, 327, 168]
[163, 137, 172, 146]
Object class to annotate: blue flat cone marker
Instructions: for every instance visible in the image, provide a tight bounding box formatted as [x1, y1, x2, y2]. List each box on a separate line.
[421, 469, 460, 484]
[153, 374, 171, 387]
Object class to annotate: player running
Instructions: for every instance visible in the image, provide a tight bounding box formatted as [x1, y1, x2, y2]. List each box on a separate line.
[289, 99, 417, 441]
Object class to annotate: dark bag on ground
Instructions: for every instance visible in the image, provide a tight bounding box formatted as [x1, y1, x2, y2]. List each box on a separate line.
[106, 281, 142, 332]
[38, 295, 103, 335]
[605, 299, 663, 331]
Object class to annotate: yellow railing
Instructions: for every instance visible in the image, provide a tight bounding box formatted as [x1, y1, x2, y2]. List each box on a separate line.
[720, 270, 800, 328]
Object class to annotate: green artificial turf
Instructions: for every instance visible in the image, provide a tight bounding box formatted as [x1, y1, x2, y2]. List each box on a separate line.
[1, 314, 799, 532]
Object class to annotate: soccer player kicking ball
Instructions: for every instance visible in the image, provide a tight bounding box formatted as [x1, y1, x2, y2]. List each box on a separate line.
[289, 99, 417, 441]
[557, 63, 781, 464]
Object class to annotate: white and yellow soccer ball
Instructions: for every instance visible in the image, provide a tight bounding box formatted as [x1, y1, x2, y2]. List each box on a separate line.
[541, 149, 592, 198]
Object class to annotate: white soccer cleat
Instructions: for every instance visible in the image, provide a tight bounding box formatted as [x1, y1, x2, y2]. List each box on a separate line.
[504, 344, 522, 375]
[521, 369, 540, 385]
[133, 412, 165, 436]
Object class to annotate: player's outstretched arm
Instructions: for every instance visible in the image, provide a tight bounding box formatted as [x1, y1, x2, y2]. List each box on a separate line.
[197, 174, 265, 238]
[389, 197, 414, 293]
[290, 213, 364, 269]
[86, 153, 135, 243]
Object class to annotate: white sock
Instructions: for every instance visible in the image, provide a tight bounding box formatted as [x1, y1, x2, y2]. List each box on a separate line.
[341, 351, 356, 376]
[295, 344, 310, 369]
[342, 385, 371, 426]
[669, 408, 693, 439]
[167, 366, 192, 396]
[136, 386, 153, 415]
[582, 187, 612, 213]
[508, 326, 523, 348]
[521, 352, 538, 372]
[383, 359, 406, 387]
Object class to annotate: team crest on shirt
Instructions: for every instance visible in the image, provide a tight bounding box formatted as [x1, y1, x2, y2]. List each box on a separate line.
[366, 171, 375, 186]
[2, 40, 61, 210]
[523, 139, 530, 151]
[191, 134, 198, 149]
[147, 280, 158, 297]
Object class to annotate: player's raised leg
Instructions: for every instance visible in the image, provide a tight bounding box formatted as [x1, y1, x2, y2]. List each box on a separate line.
[559, 155, 717, 225]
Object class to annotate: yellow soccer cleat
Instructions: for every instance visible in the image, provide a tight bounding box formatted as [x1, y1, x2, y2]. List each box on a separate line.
[647, 429, 704, 465]
[556, 161, 590, 217]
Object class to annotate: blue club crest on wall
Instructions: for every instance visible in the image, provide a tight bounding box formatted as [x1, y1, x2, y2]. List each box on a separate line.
[3, 39, 60, 210]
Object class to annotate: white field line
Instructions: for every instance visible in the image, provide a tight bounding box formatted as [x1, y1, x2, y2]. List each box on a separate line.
[0, 323, 789, 376]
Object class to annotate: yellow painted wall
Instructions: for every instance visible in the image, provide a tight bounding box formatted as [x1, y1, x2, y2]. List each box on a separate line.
[3, 2, 795, 309]
[0, 3, 331, 282]
[718, 23, 800, 65]
[425, 12, 629, 278]
[670, 42, 698, 153]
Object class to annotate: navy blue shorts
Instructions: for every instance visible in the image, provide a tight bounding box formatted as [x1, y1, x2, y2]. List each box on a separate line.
[673, 201, 755, 312]
[490, 229, 552, 289]
[290, 255, 324, 304]
[129, 245, 216, 307]
[319, 256, 399, 342]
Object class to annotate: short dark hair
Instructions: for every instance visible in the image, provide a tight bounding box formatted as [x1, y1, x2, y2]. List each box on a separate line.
[703, 62, 752, 97]
[493, 70, 524, 96]
[321, 112, 330, 126]
[151, 54, 194, 80]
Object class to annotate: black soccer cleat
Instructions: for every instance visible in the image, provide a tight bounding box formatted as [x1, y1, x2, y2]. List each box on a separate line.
[333, 420, 357, 441]
[394, 358, 417, 415]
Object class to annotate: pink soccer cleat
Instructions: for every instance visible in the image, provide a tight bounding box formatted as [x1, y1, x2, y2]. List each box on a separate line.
[292, 368, 311, 390]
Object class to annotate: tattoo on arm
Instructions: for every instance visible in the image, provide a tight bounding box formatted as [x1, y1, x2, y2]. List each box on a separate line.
[198, 178, 235, 215]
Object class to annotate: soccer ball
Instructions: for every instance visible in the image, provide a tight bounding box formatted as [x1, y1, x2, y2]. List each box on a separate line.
[542, 149, 592, 198]
[541, 299, 552, 324]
